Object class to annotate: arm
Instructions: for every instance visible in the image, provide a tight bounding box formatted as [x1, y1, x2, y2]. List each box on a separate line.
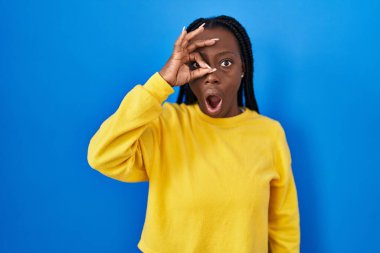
[87, 23, 218, 183]
[87, 72, 174, 182]
[268, 122, 301, 253]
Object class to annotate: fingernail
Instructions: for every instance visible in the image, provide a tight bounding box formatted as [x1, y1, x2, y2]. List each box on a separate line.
[199, 22, 206, 28]
[205, 64, 212, 69]
[209, 68, 217, 73]
[211, 38, 219, 41]
[182, 26, 186, 32]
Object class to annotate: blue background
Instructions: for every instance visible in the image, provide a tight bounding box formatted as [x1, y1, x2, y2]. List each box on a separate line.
[1, 0, 379, 252]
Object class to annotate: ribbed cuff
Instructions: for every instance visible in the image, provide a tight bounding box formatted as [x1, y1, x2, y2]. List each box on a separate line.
[143, 72, 175, 103]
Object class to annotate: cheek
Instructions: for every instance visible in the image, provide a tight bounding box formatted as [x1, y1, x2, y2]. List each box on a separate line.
[228, 64, 243, 83]
[189, 82, 203, 99]
[223, 78, 242, 102]
[219, 62, 242, 80]
[223, 71, 242, 89]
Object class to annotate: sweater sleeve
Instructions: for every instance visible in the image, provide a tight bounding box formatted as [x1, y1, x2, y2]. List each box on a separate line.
[268, 122, 301, 253]
[87, 72, 175, 182]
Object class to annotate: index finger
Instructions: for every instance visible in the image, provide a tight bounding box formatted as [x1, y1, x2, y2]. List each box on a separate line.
[181, 23, 206, 48]
[174, 26, 188, 49]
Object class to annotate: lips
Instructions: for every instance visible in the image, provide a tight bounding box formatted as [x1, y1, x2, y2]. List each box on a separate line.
[204, 94, 223, 115]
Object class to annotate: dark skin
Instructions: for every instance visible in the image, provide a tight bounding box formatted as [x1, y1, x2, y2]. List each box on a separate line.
[188, 27, 245, 118]
[159, 23, 245, 118]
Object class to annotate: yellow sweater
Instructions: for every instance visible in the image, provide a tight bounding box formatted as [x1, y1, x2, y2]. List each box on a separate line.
[87, 72, 300, 253]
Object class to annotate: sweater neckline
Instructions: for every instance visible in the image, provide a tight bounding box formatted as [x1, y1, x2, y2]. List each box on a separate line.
[191, 103, 258, 126]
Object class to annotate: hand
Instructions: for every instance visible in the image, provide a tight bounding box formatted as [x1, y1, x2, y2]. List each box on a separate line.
[159, 23, 219, 87]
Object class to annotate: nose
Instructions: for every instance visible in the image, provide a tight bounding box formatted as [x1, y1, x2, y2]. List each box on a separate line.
[204, 70, 220, 85]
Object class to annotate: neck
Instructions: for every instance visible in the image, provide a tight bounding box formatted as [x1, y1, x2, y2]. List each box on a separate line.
[225, 105, 244, 117]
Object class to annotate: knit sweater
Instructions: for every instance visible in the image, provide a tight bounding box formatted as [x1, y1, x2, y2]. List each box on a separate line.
[87, 72, 300, 253]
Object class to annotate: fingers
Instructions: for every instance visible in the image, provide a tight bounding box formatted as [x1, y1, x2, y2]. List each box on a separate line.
[174, 23, 219, 54]
[174, 26, 187, 50]
[187, 38, 219, 53]
[190, 67, 217, 81]
[181, 23, 206, 48]
[185, 23, 206, 41]
[189, 52, 211, 69]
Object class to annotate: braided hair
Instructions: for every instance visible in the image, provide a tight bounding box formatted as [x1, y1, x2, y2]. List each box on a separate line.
[176, 15, 259, 113]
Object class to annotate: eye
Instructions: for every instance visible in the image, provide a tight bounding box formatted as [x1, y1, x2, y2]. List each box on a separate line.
[220, 59, 233, 67]
[190, 61, 200, 69]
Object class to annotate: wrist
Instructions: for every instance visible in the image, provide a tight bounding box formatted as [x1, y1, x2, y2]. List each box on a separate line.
[158, 70, 174, 87]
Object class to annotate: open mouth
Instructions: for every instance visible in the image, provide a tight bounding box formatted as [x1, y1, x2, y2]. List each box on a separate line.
[205, 94, 223, 115]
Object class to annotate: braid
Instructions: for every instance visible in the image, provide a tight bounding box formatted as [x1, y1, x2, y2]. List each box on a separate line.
[176, 15, 260, 113]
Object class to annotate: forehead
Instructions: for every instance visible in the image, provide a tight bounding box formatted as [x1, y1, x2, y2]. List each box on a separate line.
[190, 27, 240, 55]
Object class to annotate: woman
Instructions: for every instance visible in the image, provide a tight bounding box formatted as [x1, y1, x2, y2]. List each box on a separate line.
[87, 15, 300, 253]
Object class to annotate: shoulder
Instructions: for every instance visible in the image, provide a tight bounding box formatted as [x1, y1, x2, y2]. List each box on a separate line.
[258, 114, 290, 152]
[161, 101, 185, 118]
[158, 102, 193, 125]
[254, 114, 292, 164]
[247, 111, 285, 136]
